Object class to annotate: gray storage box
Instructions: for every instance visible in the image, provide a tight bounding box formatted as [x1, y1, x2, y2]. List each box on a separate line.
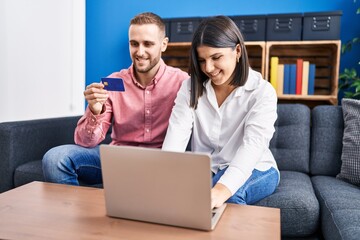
[266, 13, 302, 41]
[169, 17, 201, 42]
[231, 15, 266, 41]
[163, 18, 171, 39]
[302, 11, 342, 40]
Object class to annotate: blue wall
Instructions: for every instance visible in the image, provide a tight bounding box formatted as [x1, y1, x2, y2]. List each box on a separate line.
[86, 0, 360, 98]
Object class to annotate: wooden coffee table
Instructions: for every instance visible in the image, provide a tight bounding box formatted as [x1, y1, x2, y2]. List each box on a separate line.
[0, 182, 280, 239]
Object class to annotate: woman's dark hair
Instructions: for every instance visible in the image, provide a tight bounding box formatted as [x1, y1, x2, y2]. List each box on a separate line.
[189, 15, 250, 108]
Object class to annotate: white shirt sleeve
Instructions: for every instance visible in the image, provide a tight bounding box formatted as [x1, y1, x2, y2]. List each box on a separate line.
[217, 83, 278, 194]
[162, 79, 193, 152]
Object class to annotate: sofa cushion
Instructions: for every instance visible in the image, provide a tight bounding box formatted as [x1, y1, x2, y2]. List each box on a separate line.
[14, 160, 44, 187]
[11, 130, 112, 189]
[14, 160, 104, 188]
[270, 104, 310, 173]
[312, 176, 360, 240]
[310, 105, 343, 176]
[0, 116, 82, 193]
[255, 171, 319, 237]
[336, 98, 360, 187]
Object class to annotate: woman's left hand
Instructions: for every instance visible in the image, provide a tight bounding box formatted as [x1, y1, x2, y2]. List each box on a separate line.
[211, 183, 232, 209]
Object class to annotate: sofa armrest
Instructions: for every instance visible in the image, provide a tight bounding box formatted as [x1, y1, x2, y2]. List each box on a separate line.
[0, 116, 81, 193]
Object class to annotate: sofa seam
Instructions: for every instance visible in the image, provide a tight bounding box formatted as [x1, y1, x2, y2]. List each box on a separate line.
[316, 185, 343, 239]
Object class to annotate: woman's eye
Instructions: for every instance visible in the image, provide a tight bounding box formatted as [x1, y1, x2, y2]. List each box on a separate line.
[213, 56, 221, 60]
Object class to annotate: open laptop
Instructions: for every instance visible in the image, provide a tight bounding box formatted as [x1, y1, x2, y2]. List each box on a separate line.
[99, 144, 227, 231]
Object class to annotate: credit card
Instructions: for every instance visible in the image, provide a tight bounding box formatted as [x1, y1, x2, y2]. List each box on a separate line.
[101, 77, 125, 91]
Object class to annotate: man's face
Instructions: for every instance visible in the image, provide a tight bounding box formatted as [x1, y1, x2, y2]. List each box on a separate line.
[129, 24, 167, 75]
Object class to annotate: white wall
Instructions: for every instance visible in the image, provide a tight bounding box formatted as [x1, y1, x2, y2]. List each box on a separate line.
[0, 0, 85, 122]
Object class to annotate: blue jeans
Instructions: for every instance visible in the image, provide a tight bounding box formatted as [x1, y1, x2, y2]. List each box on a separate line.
[42, 144, 102, 186]
[212, 167, 279, 205]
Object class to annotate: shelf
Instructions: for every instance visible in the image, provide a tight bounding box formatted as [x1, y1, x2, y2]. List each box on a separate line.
[266, 40, 340, 106]
[277, 94, 337, 107]
[164, 40, 341, 107]
[164, 42, 266, 76]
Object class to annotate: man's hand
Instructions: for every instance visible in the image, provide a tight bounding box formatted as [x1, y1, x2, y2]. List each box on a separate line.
[84, 83, 109, 115]
[211, 183, 232, 209]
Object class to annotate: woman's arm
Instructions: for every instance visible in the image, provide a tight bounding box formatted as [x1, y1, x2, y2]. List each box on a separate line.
[217, 81, 278, 196]
[162, 79, 193, 152]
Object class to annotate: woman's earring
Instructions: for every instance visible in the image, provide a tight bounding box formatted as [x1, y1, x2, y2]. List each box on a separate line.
[236, 56, 240, 63]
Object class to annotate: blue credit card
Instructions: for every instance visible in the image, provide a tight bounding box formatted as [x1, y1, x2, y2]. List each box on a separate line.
[101, 77, 125, 91]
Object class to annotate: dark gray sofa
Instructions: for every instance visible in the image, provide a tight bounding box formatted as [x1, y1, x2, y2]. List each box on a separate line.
[0, 104, 359, 239]
[310, 106, 360, 240]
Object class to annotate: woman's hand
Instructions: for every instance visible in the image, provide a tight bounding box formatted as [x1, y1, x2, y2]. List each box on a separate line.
[211, 183, 232, 209]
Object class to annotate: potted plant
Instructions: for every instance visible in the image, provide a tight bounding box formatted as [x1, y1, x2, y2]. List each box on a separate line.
[339, 0, 360, 99]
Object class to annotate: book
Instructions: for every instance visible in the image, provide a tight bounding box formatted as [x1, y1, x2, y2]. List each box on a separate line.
[289, 64, 297, 94]
[277, 64, 284, 95]
[308, 64, 316, 95]
[283, 64, 290, 94]
[296, 59, 303, 95]
[270, 56, 279, 90]
[301, 61, 310, 96]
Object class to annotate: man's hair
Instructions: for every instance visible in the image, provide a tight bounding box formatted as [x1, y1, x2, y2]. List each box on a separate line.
[130, 12, 166, 38]
[189, 15, 250, 108]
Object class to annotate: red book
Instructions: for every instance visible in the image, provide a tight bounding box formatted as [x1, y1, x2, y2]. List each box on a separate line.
[296, 59, 303, 95]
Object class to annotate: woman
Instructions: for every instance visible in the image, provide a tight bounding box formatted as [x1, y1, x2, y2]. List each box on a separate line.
[162, 16, 279, 208]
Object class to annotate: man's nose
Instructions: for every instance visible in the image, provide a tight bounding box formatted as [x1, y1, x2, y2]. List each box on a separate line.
[137, 44, 145, 56]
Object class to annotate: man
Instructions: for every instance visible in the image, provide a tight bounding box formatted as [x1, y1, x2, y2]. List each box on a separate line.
[42, 12, 189, 186]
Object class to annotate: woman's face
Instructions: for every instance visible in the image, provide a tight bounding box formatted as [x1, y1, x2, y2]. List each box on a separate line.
[196, 44, 241, 86]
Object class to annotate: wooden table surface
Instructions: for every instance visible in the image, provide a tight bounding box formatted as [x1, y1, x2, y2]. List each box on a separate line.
[0, 182, 280, 240]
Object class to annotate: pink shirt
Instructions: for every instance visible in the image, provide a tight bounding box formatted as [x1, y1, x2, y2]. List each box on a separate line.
[75, 59, 189, 148]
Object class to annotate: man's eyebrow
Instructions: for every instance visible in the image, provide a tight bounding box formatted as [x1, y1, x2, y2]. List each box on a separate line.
[129, 40, 155, 44]
[143, 40, 156, 44]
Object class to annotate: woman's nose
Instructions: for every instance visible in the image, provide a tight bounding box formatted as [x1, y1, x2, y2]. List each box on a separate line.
[205, 61, 214, 73]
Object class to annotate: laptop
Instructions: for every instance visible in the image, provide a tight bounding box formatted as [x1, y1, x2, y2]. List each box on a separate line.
[99, 144, 227, 231]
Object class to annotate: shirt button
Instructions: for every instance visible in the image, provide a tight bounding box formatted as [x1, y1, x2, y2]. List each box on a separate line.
[146, 109, 150, 114]
[146, 129, 150, 133]
[87, 130, 91, 134]
[146, 91, 150, 94]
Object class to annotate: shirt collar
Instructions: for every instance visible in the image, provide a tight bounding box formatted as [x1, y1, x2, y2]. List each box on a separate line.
[129, 59, 166, 89]
[234, 68, 261, 97]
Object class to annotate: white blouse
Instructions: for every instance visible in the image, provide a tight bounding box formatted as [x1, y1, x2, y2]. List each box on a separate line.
[162, 69, 279, 195]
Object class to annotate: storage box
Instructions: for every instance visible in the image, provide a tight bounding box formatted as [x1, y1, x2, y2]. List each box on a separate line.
[266, 13, 302, 41]
[169, 17, 201, 42]
[163, 18, 171, 39]
[302, 11, 342, 40]
[231, 15, 266, 41]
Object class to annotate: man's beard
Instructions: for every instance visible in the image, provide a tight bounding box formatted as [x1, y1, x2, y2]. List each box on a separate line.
[133, 56, 160, 73]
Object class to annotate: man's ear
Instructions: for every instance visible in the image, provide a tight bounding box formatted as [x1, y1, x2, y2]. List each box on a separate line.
[161, 37, 169, 52]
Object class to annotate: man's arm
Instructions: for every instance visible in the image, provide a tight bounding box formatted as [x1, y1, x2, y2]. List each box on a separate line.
[74, 82, 112, 147]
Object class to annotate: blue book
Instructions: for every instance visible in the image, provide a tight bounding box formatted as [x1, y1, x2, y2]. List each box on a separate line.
[308, 64, 316, 95]
[289, 64, 297, 94]
[283, 64, 290, 94]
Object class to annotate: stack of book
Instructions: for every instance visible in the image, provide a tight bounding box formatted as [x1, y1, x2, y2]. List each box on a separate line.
[270, 57, 316, 95]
